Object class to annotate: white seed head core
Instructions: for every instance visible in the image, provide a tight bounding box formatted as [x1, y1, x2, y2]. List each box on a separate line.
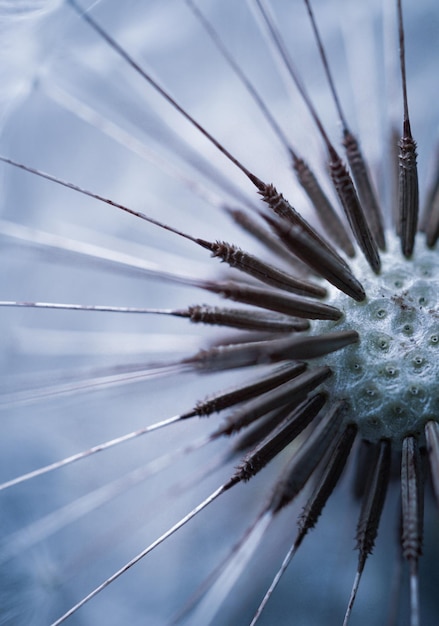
[312, 232, 439, 446]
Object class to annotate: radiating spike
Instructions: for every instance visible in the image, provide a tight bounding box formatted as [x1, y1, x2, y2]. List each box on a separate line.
[398, 122, 419, 257]
[251, 423, 357, 626]
[303, 0, 385, 250]
[0, 158, 344, 299]
[185, 0, 354, 256]
[233, 393, 326, 481]
[420, 140, 439, 233]
[252, 0, 331, 149]
[397, 0, 419, 257]
[51, 482, 230, 626]
[186, 511, 273, 626]
[328, 146, 381, 273]
[263, 213, 366, 301]
[186, 305, 309, 332]
[51, 395, 325, 624]
[5, 5, 350, 288]
[0, 301, 177, 315]
[67, 0, 358, 279]
[269, 401, 347, 513]
[170, 505, 273, 624]
[355, 439, 392, 560]
[387, 535, 404, 626]
[3, 302, 279, 332]
[226, 207, 311, 272]
[351, 439, 374, 500]
[343, 439, 391, 626]
[298, 423, 357, 536]
[390, 126, 401, 233]
[258, 182, 351, 270]
[0, 218, 205, 285]
[186, 330, 358, 373]
[216, 372, 329, 436]
[184, 0, 290, 151]
[0, 361, 183, 408]
[425, 421, 439, 507]
[193, 362, 306, 417]
[0, 153, 330, 298]
[342, 130, 386, 250]
[0, 431, 213, 564]
[0, 414, 184, 492]
[249, 535, 298, 626]
[204, 280, 342, 320]
[3, 301, 294, 337]
[231, 404, 297, 454]
[13, 276, 333, 335]
[302, 0, 348, 129]
[0, 219, 206, 288]
[401, 436, 423, 626]
[0, 157, 199, 244]
[424, 180, 439, 247]
[197, 239, 326, 297]
[65, 0, 270, 193]
[43, 78, 240, 213]
[292, 156, 355, 256]
[182, 305, 310, 333]
[253, 0, 381, 272]
[0, 363, 314, 492]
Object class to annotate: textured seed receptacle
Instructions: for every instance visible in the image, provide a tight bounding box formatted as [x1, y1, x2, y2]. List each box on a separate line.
[312, 232, 439, 445]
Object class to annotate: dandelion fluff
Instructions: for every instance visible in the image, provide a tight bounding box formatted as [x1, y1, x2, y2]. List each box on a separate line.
[0, 2, 438, 625]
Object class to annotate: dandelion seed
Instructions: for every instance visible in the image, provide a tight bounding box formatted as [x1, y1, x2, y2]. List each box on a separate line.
[0, 1, 438, 626]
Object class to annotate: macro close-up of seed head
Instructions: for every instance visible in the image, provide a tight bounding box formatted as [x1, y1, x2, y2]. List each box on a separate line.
[0, 1, 438, 625]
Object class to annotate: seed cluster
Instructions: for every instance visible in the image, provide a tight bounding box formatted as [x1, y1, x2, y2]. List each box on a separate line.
[1, 1, 438, 625]
[313, 232, 439, 444]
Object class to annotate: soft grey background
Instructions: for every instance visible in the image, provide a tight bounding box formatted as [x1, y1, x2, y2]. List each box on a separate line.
[0, 1, 438, 624]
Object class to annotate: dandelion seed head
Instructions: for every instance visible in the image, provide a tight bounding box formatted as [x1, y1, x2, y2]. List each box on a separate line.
[1, 1, 439, 624]
[312, 231, 439, 445]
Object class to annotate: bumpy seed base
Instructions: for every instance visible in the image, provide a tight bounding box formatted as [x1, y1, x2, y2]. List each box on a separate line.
[312, 232, 439, 445]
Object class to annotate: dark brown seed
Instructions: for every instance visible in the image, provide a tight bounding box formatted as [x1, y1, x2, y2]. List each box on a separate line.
[303, 0, 385, 250]
[232, 404, 299, 454]
[268, 401, 347, 513]
[203, 280, 342, 320]
[397, 0, 419, 258]
[297, 423, 357, 537]
[355, 439, 391, 563]
[343, 438, 392, 625]
[233, 393, 327, 481]
[197, 239, 326, 297]
[328, 146, 381, 273]
[264, 213, 366, 301]
[292, 155, 355, 256]
[226, 207, 311, 272]
[400, 435, 423, 626]
[216, 367, 331, 436]
[191, 362, 306, 417]
[342, 130, 386, 250]
[398, 122, 419, 257]
[425, 421, 439, 507]
[183, 305, 310, 333]
[185, 330, 358, 373]
[401, 436, 423, 563]
[258, 182, 351, 270]
[423, 174, 439, 247]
